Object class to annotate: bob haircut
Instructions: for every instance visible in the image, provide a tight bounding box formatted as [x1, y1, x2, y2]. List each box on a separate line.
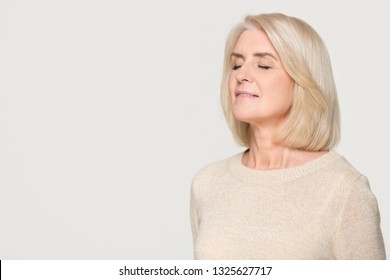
[221, 13, 340, 151]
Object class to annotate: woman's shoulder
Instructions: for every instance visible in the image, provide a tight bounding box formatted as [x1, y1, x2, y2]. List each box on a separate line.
[320, 151, 373, 199]
[192, 153, 242, 182]
[326, 151, 366, 183]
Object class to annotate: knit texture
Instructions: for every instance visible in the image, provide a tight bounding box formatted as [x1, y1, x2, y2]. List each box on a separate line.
[190, 150, 386, 259]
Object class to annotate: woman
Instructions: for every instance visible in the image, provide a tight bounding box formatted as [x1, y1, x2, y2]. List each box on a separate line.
[190, 13, 386, 259]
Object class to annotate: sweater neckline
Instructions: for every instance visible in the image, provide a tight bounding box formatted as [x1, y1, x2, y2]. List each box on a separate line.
[228, 150, 342, 185]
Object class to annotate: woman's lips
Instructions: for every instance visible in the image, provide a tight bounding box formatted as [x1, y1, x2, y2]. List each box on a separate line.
[235, 90, 259, 98]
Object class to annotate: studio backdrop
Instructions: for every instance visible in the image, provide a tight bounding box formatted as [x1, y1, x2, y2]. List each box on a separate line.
[0, 0, 389, 259]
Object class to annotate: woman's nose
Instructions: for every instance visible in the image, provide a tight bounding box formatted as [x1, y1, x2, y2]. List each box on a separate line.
[236, 67, 254, 83]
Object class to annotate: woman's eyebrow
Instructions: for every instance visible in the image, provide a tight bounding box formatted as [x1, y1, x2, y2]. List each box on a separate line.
[231, 52, 278, 61]
[231, 52, 245, 59]
[254, 52, 278, 61]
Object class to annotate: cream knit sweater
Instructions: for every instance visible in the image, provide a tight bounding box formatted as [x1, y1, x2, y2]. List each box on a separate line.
[190, 151, 386, 259]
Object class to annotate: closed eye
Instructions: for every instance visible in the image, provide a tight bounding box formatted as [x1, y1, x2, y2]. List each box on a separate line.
[232, 65, 242, 70]
[258, 65, 271, 69]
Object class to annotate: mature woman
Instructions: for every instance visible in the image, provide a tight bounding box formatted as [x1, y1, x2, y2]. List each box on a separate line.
[190, 13, 386, 259]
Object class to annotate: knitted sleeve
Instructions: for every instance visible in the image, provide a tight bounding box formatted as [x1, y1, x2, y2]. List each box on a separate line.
[334, 175, 386, 259]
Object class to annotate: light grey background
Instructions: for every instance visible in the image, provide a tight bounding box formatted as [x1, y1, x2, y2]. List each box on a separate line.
[0, 0, 389, 259]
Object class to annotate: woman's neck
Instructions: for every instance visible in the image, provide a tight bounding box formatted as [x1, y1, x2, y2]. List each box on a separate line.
[243, 128, 327, 170]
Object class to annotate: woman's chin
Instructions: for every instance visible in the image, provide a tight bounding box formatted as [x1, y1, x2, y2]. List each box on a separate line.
[232, 108, 264, 124]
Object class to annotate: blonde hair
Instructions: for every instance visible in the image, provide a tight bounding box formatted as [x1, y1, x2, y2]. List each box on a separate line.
[221, 13, 340, 151]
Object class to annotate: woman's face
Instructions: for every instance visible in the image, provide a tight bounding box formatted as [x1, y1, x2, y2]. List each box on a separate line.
[228, 28, 294, 129]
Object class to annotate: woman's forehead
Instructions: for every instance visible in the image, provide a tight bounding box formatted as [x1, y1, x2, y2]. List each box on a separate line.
[232, 29, 279, 60]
